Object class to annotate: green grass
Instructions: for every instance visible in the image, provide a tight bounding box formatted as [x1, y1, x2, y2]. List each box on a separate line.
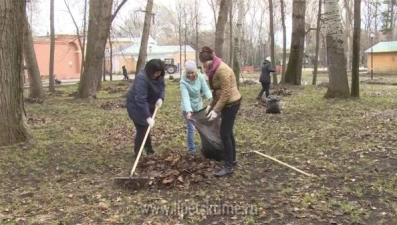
[0, 79, 397, 224]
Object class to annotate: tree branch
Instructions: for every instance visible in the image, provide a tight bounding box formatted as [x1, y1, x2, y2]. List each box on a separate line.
[111, 0, 128, 23]
[305, 27, 317, 34]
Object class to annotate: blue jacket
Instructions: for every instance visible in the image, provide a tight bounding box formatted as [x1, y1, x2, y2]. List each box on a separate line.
[126, 69, 165, 125]
[180, 70, 212, 113]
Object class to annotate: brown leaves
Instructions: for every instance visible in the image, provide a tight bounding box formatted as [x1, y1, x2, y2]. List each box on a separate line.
[99, 100, 126, 110]
[137, 149, 218, 189]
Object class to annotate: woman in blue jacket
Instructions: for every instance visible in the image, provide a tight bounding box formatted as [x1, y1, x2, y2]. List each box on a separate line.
[126, 59, 165, 156]
[180, 60, 212, 153]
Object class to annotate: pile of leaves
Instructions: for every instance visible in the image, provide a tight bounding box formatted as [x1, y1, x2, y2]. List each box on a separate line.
[136, 150, 219, 189]
[102, 86, 127, 94]
[360, 78, 397, 85]
[317, 82, 329, 88]
[68, 91, 77, 97]
[100, 100, 126, 110]
[271, 86, 292, 96]
[26, 114, 47, 125]
[242, 79, 258, 85]
[47, 90, 65, 97]
[24, 97, 44, 104]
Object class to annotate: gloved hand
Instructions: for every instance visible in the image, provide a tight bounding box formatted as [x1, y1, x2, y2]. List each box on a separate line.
[205, 105, 211, 114]
[155, 98, 163, 108]
[206, 110, 218, 121]
[146, 117, 155, 128]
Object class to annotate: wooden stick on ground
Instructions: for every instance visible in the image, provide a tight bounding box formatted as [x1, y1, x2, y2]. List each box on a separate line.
[253, 150, 317, 178]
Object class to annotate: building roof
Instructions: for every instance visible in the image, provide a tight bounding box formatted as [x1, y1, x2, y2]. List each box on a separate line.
[364, 41, 397, 53]
[110, 36, 157, 45]
[111, 44, 196, 59]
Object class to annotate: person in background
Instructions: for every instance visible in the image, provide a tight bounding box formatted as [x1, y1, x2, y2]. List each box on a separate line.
[199, 46, 242, 177]
[126, 59, 165, 156]
[122, 65, 129, 81]
[180, 60, 212, 153]
[257, 56, 276, 99]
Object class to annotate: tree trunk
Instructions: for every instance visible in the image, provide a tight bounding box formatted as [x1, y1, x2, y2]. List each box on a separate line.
[312, 0, 322, 85]
[195, 0, 199, 64]
[268, 0, 277, 85]
[81, 0, 88, 76]
[49, 0, 55, 92]
[109, 33, 113, 81]
[324, 0, 350, 98]
[23, 10, 45, 100]
[233, 0, 243, 89]
[214, 0, 231, 58]
[135, 0, 154, 74]
[76, 0, 113, 99]
[229, 1, 234, 68]
[344, 0, 353, 71]
[0, 0, 31, 146]
[351, 0, 361, 97]
[280, 0, 287, 83]
[284, 0, 306, 85]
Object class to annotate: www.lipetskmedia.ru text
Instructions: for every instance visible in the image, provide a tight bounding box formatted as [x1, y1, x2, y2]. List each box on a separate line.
[140, 201, 259, 216]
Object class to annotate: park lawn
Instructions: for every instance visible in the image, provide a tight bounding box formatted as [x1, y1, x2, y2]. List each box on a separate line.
[0, 79, 396, 225]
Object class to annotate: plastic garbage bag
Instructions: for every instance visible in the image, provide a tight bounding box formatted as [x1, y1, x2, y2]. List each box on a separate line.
[266, 95, 281, 114]
[189, 107, 225, 161]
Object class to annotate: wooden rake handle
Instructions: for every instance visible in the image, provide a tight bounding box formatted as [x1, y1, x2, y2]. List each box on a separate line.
[253, 150, 317, 178]
[129, 106, 159, 177]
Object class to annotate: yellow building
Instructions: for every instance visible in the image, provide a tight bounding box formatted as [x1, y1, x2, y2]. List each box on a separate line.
[104, 36, 196, 74]
[365, 41, 397, 75]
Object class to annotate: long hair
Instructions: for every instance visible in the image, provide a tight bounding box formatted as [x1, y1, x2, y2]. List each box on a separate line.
[144, 59, 165, 78]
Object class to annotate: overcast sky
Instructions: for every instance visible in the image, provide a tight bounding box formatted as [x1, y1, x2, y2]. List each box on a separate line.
[31, 0, 292, 46]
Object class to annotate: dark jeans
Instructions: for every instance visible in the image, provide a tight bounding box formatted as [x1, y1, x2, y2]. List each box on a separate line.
[133, 121, 152, 154]
[220, 103, 241, 168]
[258, 82, 271, 98]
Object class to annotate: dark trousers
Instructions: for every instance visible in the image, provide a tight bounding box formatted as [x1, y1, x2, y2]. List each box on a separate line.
[220, 103, 240, 168]
[258, 82, 271, 98]
[133, 121, 152, 154]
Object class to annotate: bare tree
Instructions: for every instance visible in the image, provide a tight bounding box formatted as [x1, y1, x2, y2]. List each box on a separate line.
[135, 0, 154, 74]
[280, 0, 287, 82]
[0, 0, 30, 146]
[214, 0, 231, 58]
[23, 7, 45, 100]
[64, 0, 88, 76]
[233, 0, 244, 89]
[76, 0, 114, 99]
[284, 0, 306, 85]
[268, 0, 277, 85]
[343, 0, 354, 71]
[312, 0, 322, 85]
[351, 0, 361, 97]
[49, 0, 55, 92]
[323, 0, 350, 98]
[207, 0, 220, 28]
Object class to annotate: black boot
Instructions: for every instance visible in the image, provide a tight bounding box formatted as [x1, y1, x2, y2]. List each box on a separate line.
[215, 167, 234, 177]
[146, 147, 154, 155]
[215, 161, 234, 177]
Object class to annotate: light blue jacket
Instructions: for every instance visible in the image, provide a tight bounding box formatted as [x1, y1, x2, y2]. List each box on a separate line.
[180, 70, 212, 113]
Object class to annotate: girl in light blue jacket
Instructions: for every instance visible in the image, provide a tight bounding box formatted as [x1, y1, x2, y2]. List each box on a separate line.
[180, 60, 212, 153]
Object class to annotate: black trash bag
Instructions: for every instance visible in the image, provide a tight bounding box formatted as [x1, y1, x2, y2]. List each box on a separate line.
[189, 107, 225, 161]
[266, 95, 281, 114]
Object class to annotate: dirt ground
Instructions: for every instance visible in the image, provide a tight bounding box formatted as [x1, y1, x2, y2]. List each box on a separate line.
[1, 79, 396, 225]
